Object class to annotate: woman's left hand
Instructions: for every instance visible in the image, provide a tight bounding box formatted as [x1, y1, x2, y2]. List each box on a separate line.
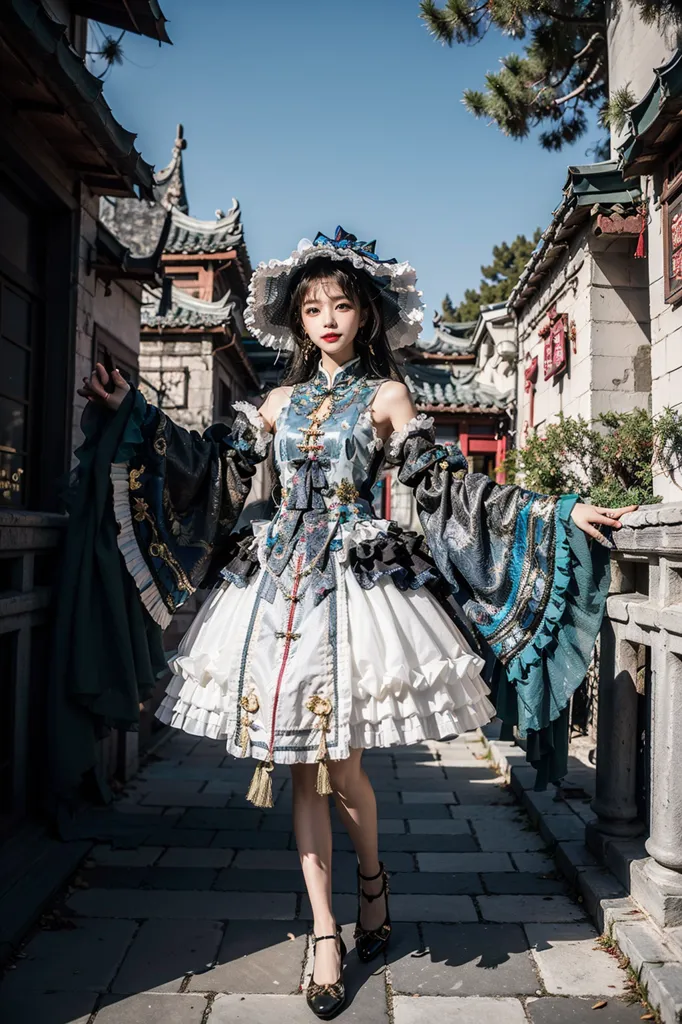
[570, 502, 639, 547]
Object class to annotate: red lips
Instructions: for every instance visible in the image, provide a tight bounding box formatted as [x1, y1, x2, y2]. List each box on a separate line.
[321, 333, 341, 342]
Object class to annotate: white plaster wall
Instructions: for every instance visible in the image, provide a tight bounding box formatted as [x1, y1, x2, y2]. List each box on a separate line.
[515, 230, 651, 490]
[645, 177, 682, 500]
[607, 0, 680, 153]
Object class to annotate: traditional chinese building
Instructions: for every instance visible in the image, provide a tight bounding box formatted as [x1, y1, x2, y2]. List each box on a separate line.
[510, 162, 650, 447]
[402, 308, 516, 476]
[100, 125, 262, 429]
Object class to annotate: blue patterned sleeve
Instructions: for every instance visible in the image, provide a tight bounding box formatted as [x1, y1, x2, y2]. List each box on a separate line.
[385, 416, 611, 788]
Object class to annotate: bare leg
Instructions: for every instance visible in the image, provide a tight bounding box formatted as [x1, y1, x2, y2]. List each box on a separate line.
[328, 748, 387, 931]
[290, 763, 341, 985]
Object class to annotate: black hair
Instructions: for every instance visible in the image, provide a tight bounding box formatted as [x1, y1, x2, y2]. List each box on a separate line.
[278, 257, 404, 386]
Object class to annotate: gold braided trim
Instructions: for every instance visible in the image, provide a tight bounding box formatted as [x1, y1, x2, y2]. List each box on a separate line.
[131, 497, 196, 595]
[239, 691, 259, 756]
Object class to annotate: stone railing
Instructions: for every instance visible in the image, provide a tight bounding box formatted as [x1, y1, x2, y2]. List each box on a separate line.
[588, 503, 682, 929]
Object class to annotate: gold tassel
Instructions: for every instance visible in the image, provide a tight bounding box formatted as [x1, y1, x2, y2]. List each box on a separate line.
[306, 694, 333, 799]
[246, 760, 274, 808]
[316, 758, 333, 796]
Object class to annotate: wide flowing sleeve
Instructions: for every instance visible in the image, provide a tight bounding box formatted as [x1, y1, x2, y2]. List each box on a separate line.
[110, 392, 272, 628]
[48, 389, 272, 813]
[385, 414, 612, 789]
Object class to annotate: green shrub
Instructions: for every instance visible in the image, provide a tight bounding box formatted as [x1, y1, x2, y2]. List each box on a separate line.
[502, 408, 682, 505]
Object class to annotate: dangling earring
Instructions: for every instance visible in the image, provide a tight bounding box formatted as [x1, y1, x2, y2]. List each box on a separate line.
[300, 330, 313, 354]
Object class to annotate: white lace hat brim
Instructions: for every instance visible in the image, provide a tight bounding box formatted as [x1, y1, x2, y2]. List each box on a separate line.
[244, 238, 424, 352]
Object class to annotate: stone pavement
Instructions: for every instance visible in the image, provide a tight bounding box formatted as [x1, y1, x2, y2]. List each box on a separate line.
[0, 731, 649, 1023]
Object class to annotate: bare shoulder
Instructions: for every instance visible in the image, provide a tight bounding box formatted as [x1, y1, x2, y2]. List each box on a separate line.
[259, 385, 293, 432]
[373, 379, 416, 431]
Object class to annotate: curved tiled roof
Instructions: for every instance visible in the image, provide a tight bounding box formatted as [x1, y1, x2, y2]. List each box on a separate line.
[141, 286, 239, 330]
[412, 318, 477, 358]
[405, 363, 511, 413]
[165, 200, 245, 254]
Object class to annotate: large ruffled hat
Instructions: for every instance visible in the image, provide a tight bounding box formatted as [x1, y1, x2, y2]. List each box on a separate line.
[244, 226, 424, 352]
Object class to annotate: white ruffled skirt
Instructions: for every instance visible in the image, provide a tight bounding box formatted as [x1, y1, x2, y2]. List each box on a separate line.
[156, 520, 495, 764]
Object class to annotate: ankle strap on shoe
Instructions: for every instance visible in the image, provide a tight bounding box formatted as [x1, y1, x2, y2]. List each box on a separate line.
[358, 862, 384, 882]
[312, 925, 341, 945]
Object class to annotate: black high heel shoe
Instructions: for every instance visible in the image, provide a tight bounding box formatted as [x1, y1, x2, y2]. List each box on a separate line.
[354, 862, 392, 963]
[306, 925, 347, 1020]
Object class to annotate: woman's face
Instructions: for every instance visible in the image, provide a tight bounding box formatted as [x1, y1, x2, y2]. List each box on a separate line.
[300, 278, 366, 361]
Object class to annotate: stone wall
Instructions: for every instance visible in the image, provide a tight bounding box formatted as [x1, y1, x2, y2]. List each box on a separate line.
[139, 337, 216, 432]
[94, 276, 143, 364]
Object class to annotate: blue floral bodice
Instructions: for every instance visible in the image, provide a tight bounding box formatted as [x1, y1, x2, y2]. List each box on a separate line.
[261, 357, 387, 603]
[273, 357, 385, 520]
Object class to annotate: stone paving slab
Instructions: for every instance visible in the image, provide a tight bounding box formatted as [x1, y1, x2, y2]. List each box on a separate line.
[111, 919, 223, 994]
[417, 851, 514, 872]
[388, 922, 540, 996]
[388, 872, 484, 895]
[451, 782, 516, 805]
[67, 889, 297, 920]
[512, 852, 556, 872]
[141, 792, 230, 808]
[90, 845, 164, 866]
[96, 992, 207, 1023]
[378, 834, 478, 852]
[0, 918, 136, 993]
[210, 830, 290, 849]
[158, 847, 235, 868]
[406, 818, 472, 834]
[208, 993, 317, 1023]
[393, 995, 528, 1024]
[86, 866, 220, 890]
[400, 791, 456, 804]
[0, 989, 96, 1024]
[482, 872, 568, 895]
[478, 894, 587, 923]
[525, 922, 628, 996]
[188, 920, 307, 994]
[472, 820, 547, 851]
[526, 996, 648, 1023]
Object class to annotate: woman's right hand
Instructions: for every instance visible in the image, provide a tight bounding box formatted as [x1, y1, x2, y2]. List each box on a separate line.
[77, 363, 130, 412]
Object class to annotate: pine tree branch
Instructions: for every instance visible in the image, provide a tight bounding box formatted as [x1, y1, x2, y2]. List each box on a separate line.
[537, 3, 604, 27]
[554, 58, 604, 106]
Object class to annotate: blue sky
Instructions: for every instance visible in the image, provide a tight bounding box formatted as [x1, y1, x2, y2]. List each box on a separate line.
[97, 0, 602, 328]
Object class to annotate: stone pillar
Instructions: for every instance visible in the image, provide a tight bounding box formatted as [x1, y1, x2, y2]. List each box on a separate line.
[589, 613, 642, 838]
[630, 642, 682, 926]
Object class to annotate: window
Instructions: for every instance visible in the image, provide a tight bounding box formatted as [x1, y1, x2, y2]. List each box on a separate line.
[663, 147, 682, 305]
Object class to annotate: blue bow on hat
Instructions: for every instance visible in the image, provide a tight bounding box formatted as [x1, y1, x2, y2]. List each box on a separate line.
[313, 226, 397, 266]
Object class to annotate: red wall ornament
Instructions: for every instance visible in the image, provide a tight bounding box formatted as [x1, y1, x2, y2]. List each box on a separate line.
[539, 305, 569, 381]
[524, 355, 538, 428]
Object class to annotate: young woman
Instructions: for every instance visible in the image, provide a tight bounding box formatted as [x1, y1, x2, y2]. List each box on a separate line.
[78, 227, 636, 1019]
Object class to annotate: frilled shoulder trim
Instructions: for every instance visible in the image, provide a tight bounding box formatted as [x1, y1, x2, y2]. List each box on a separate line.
[506, 494, 611, 737]
[228, 401, 272, 460]
[387, 414, 435, 459]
